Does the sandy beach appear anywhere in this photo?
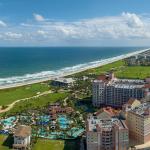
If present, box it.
[0,48,149,90]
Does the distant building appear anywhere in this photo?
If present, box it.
[126,102,150,145]
[86,109,129,150]
[51,77,74,87]
[125,50,150,66]
[13,125,31,150]
[92,73,150,107]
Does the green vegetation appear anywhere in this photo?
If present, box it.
[32,139,80,150]
[4,92,68,116]
[116,66,150,79]
[0,59,150,116]
[0,136,80,150]
[0,135,13,150]
[72,60,150,79]
[0,59,150,150]
[72,60,125,78]
[0,82,50,106]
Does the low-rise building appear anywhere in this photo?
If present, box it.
[13,125,31,150]
[49,103,74,120]
[51,77,74,88]
[86,109,129,150]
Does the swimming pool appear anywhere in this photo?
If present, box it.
[0,116,16,129]
[58,115,69,129]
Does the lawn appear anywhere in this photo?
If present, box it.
[87,60,125,75]
[115,66,150,79]
[0,135,13,150]
[72,60,125,77]
[4,92,68,115]
[72,60,150,79]
[0,82,50,106]
[33,139,80,150]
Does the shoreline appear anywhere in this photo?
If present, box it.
[0,48,149,90]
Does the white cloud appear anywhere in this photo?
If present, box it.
[0,20,7,27]
[122,12,144,28]
[4,32,22,39]
[37,30,47,35]
[33,13,45,22]
[1,12,150,46]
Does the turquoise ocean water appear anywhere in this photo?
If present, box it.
[0,47,146,86]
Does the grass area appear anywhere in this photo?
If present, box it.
[33,139,80,150]
[4,92,68,115]
[0,135,13,150]
[0,82,50,106]
[87,60,125,75]
[73,60,150,79]
[0,59,150,115]
[0,136,79,150]
[72,60,125,77]
[116,66,150,79]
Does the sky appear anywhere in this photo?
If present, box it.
[0,0,150,46]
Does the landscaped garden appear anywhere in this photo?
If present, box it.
[0,102,85,141]
[3,92,68,116]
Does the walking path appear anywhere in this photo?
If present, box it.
[0,90,52,113]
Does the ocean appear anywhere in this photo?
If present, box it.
[0,47,147,86]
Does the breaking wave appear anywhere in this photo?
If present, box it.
[0,48,148,87]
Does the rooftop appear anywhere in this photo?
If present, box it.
[52,77,74,84]
[130,102,150,117]
[14,125,31,137]
[94,74,146,89]
[87,112,127,132]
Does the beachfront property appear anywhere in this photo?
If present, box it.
[86,109,129,150]
[125,101,150,145]
[51,77,74,88]
[92,73,150,107]
[13,125,31,150]
[0,103,84,142]
[125,50,150,66]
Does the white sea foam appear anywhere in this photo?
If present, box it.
[0,48,149,89]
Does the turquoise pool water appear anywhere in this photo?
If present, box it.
[1,116,16,126]
[1,115,85,139]
[58,115,69,129]
[67,127,85,138]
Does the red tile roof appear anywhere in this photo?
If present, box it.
[97,75,111,82]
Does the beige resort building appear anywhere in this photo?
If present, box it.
[86,109,129,150]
